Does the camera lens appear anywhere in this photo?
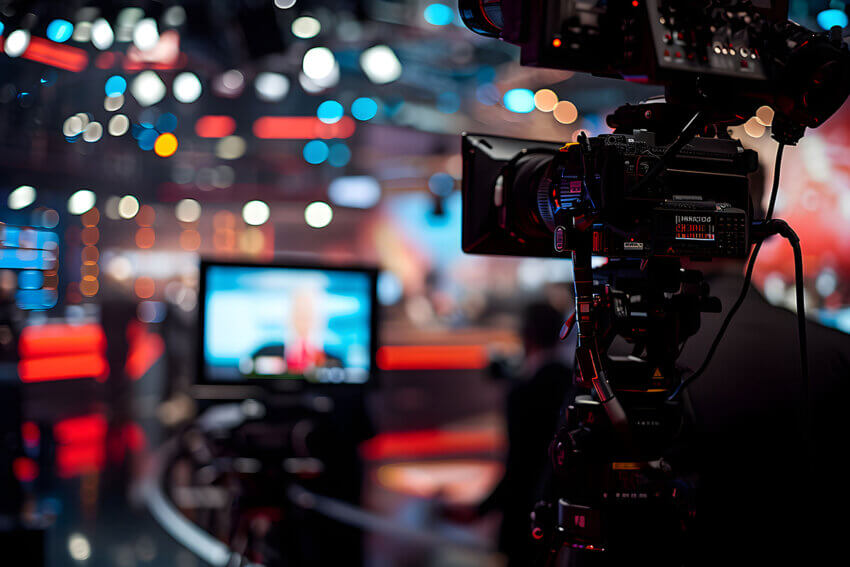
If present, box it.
[507,153,559,238]
[459,0,504,38]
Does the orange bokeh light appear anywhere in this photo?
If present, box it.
[179,229,201,251]
[134,277,155,299]
[135,227,155,249]
[136,205,155,227]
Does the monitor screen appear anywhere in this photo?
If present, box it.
[199,262,376,386]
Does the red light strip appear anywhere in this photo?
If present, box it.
[19,323,106,358]
[11,36,89,72]
[125,322,165,380]
[53,414,107,444]
[56,443,105,478]
[376,345,489,371]
[253,116,356,139]
[195,115,237,138]
[361,429,505,461]
[19,353,109,383]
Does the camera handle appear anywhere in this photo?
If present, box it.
[570,237,629,440]
[630,110,704,195]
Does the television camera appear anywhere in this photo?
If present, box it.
[458,0,850,564]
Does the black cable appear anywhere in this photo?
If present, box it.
[669,142,785,401]
[785,225,809,428]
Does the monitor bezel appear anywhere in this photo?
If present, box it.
[196,258,379,392]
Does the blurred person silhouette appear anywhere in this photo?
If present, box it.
[673,152,850,565]
[479,301,575,565]
[247,286,341,377]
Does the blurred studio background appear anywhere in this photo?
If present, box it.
[1,1,850,566]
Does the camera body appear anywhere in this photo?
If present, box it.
[462,130,758,261]
[461,0,850,143]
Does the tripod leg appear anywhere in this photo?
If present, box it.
[570,242,629,437]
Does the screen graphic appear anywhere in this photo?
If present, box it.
[202,264,374,384]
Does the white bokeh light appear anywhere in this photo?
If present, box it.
[91,18,114,50]
[68,533,91,562]
[4,30,31,57]
[118,195,140,219]
[292,16,321,39]
[175,198,202,223]
[8,185,36,210]
[302,47,336,81]
[131,71,167,106]
[68,189,96,215]
[242,200,270,226]
[304,201,333,228]
[173,72,202,103]
[360,45,402,84]
[132,17,159,51]
[255,72,290,102]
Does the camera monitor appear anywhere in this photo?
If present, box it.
[198,261,377,387]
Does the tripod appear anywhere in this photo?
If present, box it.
[530,252,716,566]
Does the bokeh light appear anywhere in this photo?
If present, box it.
[292,16,321,39]
[744,117,766,138]
[756,105,775,127]
[132,17,159,51]
[534,89,558,112]
[215,136,247,160]
[242,200,270,226]
[424,4,455,26]
[4,30,30,57]
[328,143,351,167]
[317,100,344,124]
[118,195,139,219]
[131,71,166,106]
[817,9,848,30]
[104,94,124,111]
[303,47,336,81]
[255,72,289,102]
[47,20,74,43]
[304,201,333,228]
[175,199,202,223]
[154,133,179,157]
[104,75,127,97]
[303,140,329,164]
[351,97,378,121]
[503,89,535,113]
[553,100,578,124]
[67,190,96,215]
[8,185,36,210]
[360,45,402,84]
[91,18,114,50]
[173,72,202,103]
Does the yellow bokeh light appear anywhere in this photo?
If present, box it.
[154,133,178,157]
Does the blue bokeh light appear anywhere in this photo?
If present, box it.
[105,75,127,97]
[424,3,454,26]
[47,19,74,43]
[328,143,351,167]
[317,100,344,124]
[351,97,378,121]
[0,22,5,36]
[437,91,461,114]
[817,9,848,30]
[303,140,329,164]
[138,128,158,151]
[428,172,455,196]
[156,112,178,133]
[503,88,535,113]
